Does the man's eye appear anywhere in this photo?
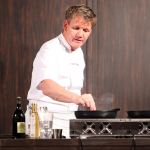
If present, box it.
[84,29,89,32]
[74,27,79,30]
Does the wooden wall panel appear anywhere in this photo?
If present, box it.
[97,0,150,117]
[0,0,86,134]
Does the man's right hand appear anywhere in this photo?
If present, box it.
[72,93,96,111]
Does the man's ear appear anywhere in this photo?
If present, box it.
[63,20,68,31]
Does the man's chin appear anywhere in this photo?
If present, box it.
[73,43,83,48]
[71,45,82,51]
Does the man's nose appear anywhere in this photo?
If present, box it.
[76,29,83,37]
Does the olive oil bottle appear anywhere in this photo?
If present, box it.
[12,97,25,138]
[30,103,39,139]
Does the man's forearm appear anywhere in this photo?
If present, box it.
[41,79,78,103]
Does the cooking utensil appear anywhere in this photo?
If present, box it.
[126,110,150,118]
[75,108,120,118]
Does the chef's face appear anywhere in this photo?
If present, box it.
[63,16,92,51]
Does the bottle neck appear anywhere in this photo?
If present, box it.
[32,107,37,113]
[16,103,21,109]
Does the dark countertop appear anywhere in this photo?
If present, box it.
[0,137,150,150]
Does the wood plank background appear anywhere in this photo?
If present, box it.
[0,0,150,134]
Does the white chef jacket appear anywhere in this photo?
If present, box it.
[27,33,85,138]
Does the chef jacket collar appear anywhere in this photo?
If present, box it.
[59,33,79,54]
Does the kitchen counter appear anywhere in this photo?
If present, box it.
[0,137,150,150]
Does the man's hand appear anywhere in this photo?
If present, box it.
[72,94,96,111]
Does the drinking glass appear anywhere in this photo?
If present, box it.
[39,109,53,139]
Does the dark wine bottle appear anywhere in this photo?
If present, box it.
[12,97,25,138]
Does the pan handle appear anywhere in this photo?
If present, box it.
[112,108,120,111]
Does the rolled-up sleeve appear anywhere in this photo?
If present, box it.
[34,45,59,90]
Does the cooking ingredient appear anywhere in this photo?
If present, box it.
[12,97,25,138]
[30,103,39,139]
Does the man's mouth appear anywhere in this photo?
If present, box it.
[75,39,83,42]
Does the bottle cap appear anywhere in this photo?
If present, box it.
[16,97,22,101]
[16,97,22,104]
[32,103,37,107]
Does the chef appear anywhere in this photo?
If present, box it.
[26,4,97,138]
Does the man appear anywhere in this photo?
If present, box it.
[27,4,97,138]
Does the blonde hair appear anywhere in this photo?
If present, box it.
[65,4,97,28]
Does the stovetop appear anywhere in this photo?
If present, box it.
[70,119,150,138]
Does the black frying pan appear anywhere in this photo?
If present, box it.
[126,110,150,118]
[75,108,120,118]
